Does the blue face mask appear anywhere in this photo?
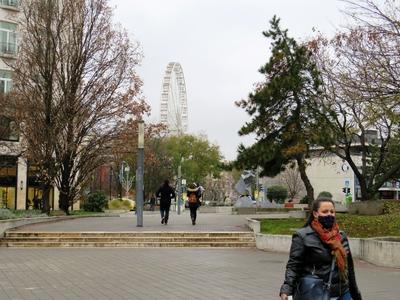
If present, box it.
[318,215,335,229]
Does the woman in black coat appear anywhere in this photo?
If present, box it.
[186,183,201,225]
[279,197,362,300]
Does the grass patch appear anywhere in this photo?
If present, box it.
[0,209,47,220]
[261,218,305,235]
[256,207,302,212]
[48,210,106,217]
[69,210,105,216]
[337,213,400,238]
[0,209,106,220]
[49,210,105,216]
[260,213,400,238]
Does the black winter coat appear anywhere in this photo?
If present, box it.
[156,184,176,208]
[280,225,362,300]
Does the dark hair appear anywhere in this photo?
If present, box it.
[163,180,169,186]
[304,197,335,226]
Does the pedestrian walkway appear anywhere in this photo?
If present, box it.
[2,211,400,299]
[12,211,254,232]
[0,247,398,299]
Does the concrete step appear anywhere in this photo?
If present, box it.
[2,237,255,243]
[0,241,255,248]
[5,231,254,238]
[1,231,255,248]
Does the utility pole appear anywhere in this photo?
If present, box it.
[136,120,144,227]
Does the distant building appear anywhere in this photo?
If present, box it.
[261,130,400,202]
[307,144,400,202]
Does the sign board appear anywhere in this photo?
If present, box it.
[344,179,350,187]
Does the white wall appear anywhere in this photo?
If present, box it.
[16,157,27,209]
[306,154,357,203]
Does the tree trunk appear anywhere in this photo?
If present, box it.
[343,149,370,202]
[59,193,70,215]
[296,155,314,203]
[59,159,72,215]
[41,183,51,215]
[355,174,369,201]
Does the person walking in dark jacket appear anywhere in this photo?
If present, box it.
[156,180,176,225]
[186,183,202,225]
[149,193,156,211]
[279,197,362,300]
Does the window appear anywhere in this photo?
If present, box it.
[0,69,17,141]
[0,155,17,209]
[0,69,12,93]
[0,21,17,55]
[0,0,19,8]
[0,116,18,141]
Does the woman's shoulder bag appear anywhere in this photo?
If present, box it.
[294,256,336,300]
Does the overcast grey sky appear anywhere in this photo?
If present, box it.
[109,0,350,161]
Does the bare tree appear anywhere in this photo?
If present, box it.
[10,0,145,213]
[203,172,237,205]
[280,166,303,201]
[310,0,400,200]
[109,119,173,201]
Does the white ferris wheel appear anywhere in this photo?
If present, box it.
[160,62,188,135]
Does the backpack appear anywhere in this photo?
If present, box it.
[188,193,198,204]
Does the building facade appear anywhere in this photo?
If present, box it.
[307,151,400,202]
[262,148,400,203]
[0,1,61,211]
[0,1,23,210]
[306,152,359,203]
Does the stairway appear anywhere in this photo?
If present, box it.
[0,231,255,248]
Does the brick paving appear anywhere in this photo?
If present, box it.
[1,211,399,299]
[0,248,399,299]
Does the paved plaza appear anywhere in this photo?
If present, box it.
[0,212,399,299]
[12,211,255,232]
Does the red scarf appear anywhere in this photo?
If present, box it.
[311,219,348,279]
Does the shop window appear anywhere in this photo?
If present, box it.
[0,155,17,209]
[27,164,54,210]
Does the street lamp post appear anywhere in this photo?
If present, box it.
[136,120,144,227]
[177,164,181,215]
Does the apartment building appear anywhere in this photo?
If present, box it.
[0,1,60,211]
